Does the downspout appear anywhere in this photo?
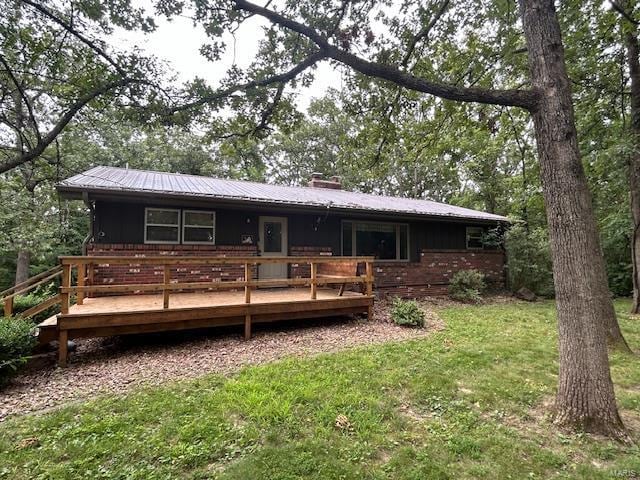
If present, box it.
[81,192,95,256]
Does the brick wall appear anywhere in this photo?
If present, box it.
[373,249,505,297]
[85,243,505,298]
[289,246,333,278]
[86,243,257,294]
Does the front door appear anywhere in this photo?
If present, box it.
[258,216,288,279]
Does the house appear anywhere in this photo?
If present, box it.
[57,166,509,297]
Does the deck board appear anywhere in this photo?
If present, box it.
[39,288,362,327]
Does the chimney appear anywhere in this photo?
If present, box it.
[308,173,342,190]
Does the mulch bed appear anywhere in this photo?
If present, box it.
[0,300,444,421]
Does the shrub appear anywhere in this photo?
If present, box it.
[12,291,59,323]
[505,224,555,298]
[391,298,425,328]
[449,269,486,303]
[0,317,36,386]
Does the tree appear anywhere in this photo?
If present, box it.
[607,0,640,313]
[0,0,164,284]
[180,0,628,437]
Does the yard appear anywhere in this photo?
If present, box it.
[1,300,639,479]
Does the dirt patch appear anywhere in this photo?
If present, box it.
[499,396,640,446]
[0,303,442,421]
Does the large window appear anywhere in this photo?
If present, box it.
[466,226,484,249]
[183,210,216,244]
[145,208,180,244]
[342,221,409,260]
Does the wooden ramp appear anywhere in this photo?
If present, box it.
[35,255,375,366]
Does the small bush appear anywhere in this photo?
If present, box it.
[449,269,486,303]
[391,298,425,328]
[0,317,36,386]
[12,292,58,323]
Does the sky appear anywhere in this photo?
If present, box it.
[112,7,343,112]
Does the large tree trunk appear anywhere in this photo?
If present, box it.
[520,0,628,438]
[627,31,640,315]
[15,249,30,286]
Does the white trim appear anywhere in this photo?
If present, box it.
[144,207,180,244]
[182,209,216,245]
[258,216,288,256]
[258,216,288,281]
[466,226,484,250]
[341,219,410,261]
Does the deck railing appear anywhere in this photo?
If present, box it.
[57,255,375,315]
[1,265,63,318]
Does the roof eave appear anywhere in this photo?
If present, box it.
[56,184,510,224]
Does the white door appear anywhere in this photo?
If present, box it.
[258,216,288,279]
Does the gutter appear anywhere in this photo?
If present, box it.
[80,192,95,255]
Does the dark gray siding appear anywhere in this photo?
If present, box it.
[288,214,342,254]
[94,201,259,245]
[93,200,496,261]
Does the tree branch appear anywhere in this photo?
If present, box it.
[0,52,41,143]
[0,78,137,174]
[21,0,127,76]
[609,0,639,25]
[169,50,326,113]
[233,0,539,110]
[401,0,450,68]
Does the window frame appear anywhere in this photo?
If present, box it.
[144,207,181,245]
[466,226,485,250]
[182,209,216,245]
[341,220,410,262]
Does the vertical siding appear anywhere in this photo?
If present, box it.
[93,200,495,260]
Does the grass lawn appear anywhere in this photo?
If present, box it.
[1,300,639,479]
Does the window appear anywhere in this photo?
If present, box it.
[183,210,215,244]
[466,226,484,249]
[145,208,180,244]
[342,221,409,260]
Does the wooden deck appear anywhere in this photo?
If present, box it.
[25,255,375,366]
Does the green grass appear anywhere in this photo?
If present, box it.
[1,300,639,479]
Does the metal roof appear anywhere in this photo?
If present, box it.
[57,166,509,223]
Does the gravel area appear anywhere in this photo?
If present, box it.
[0,301,443,421]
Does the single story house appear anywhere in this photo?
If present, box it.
[57,166,509,297]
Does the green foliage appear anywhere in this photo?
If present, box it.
[390,297,425,328]
[0,317,36,387]
[505,224,555,298]
[12,291,59,323]
[449,269,486,303]
[1,0,637,301]
[0,301,638,478]
[599,212,633,297]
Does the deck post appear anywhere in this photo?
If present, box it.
[244,313,251,340]
[365,261,373,296]
[60,263,71,314]
[58,329,68,367]
[163,265,170,309]
[77,263,86,305]
[3,296,13,317]
[87,262,94,298]
[310,262,317,300]
[244,263,251,303]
